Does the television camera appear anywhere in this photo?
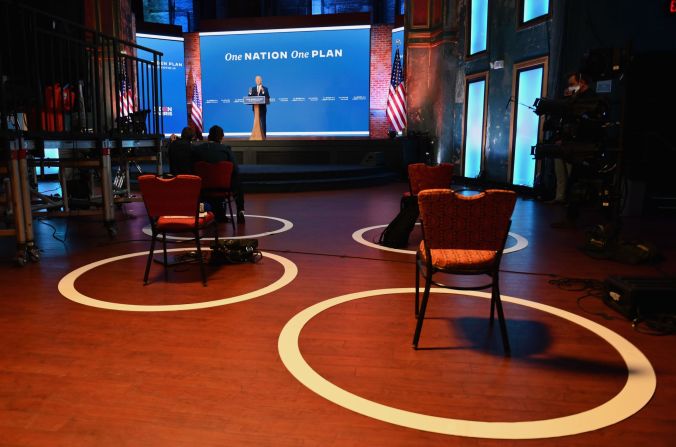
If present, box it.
[531,94,613,162]
[531,91,622,222]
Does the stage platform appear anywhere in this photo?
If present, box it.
[28,137,420,193]
[211,137,417,192]
[238,164,401,192]
[226,138,408,167]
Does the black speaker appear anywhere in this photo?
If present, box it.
[604,276,676,320]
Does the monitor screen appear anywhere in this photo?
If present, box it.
[199,25,371,137]
[136,34,188,136]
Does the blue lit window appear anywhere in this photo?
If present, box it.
[521,0,550,24]
[469,0,488,56]
[512,65,544,187]
[463,77,487,178]
[43,148,59,175]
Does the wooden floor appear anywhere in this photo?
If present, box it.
[1,182,675,446]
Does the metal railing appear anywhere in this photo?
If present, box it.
[0,0,164,140]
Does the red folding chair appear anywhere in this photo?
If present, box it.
[193,160,236,233]
[139,174,217,286]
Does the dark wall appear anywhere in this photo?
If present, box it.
[19,0,85,25]
[560,0,676,74]
[434,0,675,185]
[444,0,564,183]
[142,0,400,24]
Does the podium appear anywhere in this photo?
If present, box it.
[243,96,267,141]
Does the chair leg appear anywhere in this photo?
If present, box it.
[195,230,207,287]
[412,274,433,349]
[162,233,169,282]
[143,233,157,285]
[227,196,235,232]
[489,276,497,326]
[415,254,420,317]
[492,281,511,354]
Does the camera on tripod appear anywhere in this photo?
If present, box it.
[531,93,610,162]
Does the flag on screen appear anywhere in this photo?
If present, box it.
[190,78,203,133]
[387,47,407,133]
[118,61,134,116]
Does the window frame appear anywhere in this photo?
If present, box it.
[466,0,489,58]
[518,0,552,29]
[461,71,489,179]
[508,56,549,186]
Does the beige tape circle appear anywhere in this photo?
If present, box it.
[141,214,293,241]
[278,288,656,439]
[352,224,528,255]
[58,249,297,312]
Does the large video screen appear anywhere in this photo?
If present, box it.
[199,25,370,137]
[136,34,187,135]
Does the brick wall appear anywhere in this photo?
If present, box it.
[184,32,201,131]
[370,24,393,138]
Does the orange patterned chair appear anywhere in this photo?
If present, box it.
[413,188,517,354]
[406,162,454,196]
[139,174,217,286]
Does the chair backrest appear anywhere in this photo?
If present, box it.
[193,160,234,189]
[408,163,454,195]
[139,174,202,218]
[418,189,516,251]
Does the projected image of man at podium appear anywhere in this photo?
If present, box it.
[248,75,270,139]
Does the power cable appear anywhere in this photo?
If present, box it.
[36,217,68,247]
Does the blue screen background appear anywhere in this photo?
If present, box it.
[137,35,188,135]
[199,26,370,136]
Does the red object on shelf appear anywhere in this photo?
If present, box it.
[40,83,76,132]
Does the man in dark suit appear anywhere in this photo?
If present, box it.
[167,126,196,175]
[193,125,246,223]
[249,75,270,138]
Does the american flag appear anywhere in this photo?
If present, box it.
[190,78,203,133]
[118,61,134,116]
[387,47,407,133]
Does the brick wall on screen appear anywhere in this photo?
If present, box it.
[370,24,393,138]
[184,32,201,129]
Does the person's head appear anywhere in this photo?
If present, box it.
[169,133,178,142]
[208,125,224,143]
[565,72,591,96]
[255,75,263,86]
[180,126,195,141]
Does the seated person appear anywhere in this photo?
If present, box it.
[167,127,196,175]
[193,125,246,223]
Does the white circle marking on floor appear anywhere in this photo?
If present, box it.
[278,288,655,439]
[352,224,528,255]
[58,249,297,312]
[141,214,293,241]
